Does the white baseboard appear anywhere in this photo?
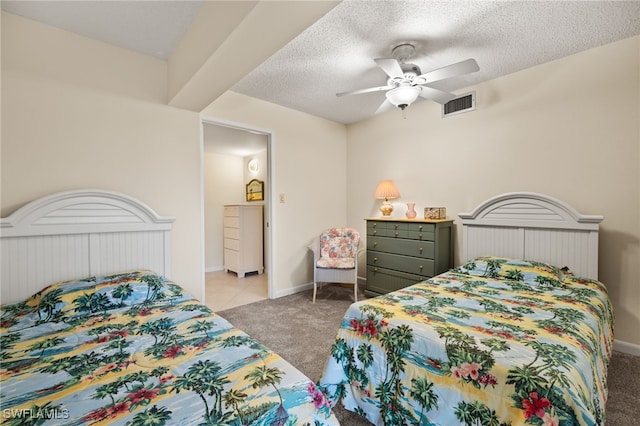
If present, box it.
[274,280,366,300]
[614,339,640,356]
[274,282,313,299]
[205,266,224,273]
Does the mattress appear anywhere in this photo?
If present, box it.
[0,270,338,425]
[318,256,614,425]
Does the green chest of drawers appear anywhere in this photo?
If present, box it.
[365,218,453,297]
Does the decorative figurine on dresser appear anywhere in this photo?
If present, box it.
[223,204,264,277]
[364,216,453,297]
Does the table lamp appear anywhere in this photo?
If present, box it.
[374,180,400,216]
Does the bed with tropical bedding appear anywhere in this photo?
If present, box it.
[318,256,614,426]
[0,270,338,425]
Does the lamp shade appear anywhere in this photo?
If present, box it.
[374,180,400,200]
[385,86,421,110]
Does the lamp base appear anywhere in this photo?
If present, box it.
[379,201,394,216]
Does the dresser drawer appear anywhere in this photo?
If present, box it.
[224,238,240,251]
[224,248,239,270]
[365,266,424,297]
[367,251,434,277]
[223,216,240,228]
[223,227,239,239]
[224,205,240,217]
[367,236,434,259]
[367,221,435,241]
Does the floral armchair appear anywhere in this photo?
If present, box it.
[308,227,363,302]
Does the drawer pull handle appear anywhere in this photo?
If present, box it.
[394,232,399,237]
[419,247,423,253]
[373,230,377,235]
[394,224,399,230]
[419,225,423,230]
[373,257,378,262]
[373,242,377,247]
[419,265,423,270]
[373,223,377,228]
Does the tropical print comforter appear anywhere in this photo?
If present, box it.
[0,271,338,425]
[318,257,614,426]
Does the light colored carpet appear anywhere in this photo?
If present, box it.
[218,286,639,426]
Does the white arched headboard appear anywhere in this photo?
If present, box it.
[459,192,603,279]
[1,189,175,304]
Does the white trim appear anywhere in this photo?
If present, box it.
[614,339,640,356]
[198,120,206,302]
[275,282,314,299]
[200,115,275,301]
[1,189,174,304]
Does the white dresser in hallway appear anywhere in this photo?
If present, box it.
[223,204,264,278]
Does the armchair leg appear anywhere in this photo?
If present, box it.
[313,281,317,303]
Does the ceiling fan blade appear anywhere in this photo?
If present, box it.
[375,98,396,114]
[419,58,479,84]
[336,85,393,97]
[374,58,404,79]
[418,86,457,104]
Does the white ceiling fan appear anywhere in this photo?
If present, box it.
[337,43,480,114]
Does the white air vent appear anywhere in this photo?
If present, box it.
[442,91,476,117]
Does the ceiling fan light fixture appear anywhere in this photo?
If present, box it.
[385,86,421,110]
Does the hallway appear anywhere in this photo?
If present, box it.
[205,270,268,312]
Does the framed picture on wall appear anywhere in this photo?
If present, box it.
[246,179,264,202]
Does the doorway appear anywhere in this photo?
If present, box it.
[201,118,272,311]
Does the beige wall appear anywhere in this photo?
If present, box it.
[346,36,640,348]
[244,149,268,195]
[1,12,348,302]
[202,148,267,272]
[202,93,349,297]
[2,11,637,349]
[244,149,269,276]
[203,152,244,270]
[1,13,204,299]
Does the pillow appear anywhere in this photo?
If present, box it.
[1,271,186,331]
[455,256,566,287]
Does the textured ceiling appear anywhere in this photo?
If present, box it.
[232,0,640,124]
[3,0,640,126]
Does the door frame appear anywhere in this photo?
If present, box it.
[200,115,274,299]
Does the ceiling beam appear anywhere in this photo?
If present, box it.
[168,1,340,112]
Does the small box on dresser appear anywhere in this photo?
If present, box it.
[364,217,453,297]
[223,204,264,278]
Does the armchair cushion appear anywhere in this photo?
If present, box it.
[317,227,360,269]
[316,257,356,269]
